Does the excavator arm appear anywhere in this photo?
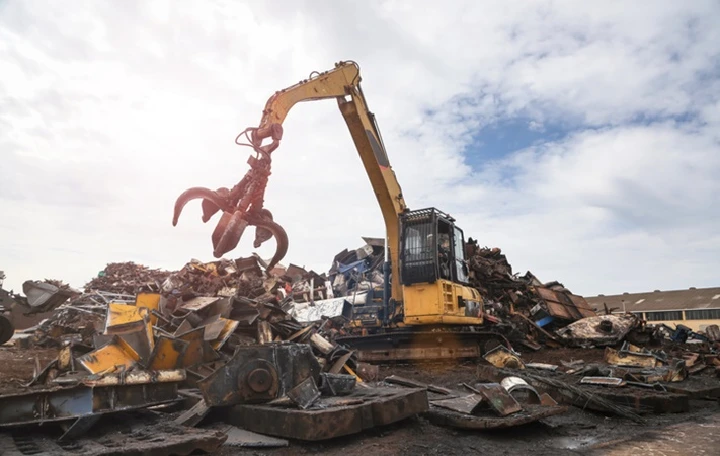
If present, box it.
[173,61,407,302]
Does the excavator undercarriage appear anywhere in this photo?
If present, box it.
[336,329,512,363]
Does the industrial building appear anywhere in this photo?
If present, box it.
[586,287,720,331]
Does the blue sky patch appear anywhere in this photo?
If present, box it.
[464,117,568,169]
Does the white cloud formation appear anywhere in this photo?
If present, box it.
[1,0,719,296]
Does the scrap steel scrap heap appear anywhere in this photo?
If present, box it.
[1,237,720,454]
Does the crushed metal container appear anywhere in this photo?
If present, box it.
[19,281,80,315]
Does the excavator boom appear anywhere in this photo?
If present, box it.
[173,61,501,362]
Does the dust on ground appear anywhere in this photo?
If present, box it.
[2,345,720,455]
[0,345,58,392]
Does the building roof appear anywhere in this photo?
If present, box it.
[585,287,720,313]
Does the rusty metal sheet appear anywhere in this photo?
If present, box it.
[536,288,574,320]
[147,336,189,370]
[384,375,428,389]
[0,418,226,455]
[568,294,596,318]
[430,394,484,414]
[226,387,428,441]
[174,399,210,427]
[205,423,288,448]
[287,376,320,409]
[319,373,356,396]
[356,362,380,382]
[180,296,221,312]
[473,383,522,416]
[425,404,568,430]
[540,393,558,406]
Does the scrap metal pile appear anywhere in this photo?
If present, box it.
[0,272,437,451]
[477,328,720,422]
[84,262,171,295]
[2,252,720,453]
[463,239,597,331]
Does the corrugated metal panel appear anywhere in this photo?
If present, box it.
[535,288,573,320]
[534,287,596,321]
[568,294,596,318]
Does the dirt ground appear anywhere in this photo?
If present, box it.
[0,345,58,392]
[2,345,720,455]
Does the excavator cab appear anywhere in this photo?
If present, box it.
[400,208,469,286]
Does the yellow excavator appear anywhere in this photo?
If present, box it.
[174,61,510,361]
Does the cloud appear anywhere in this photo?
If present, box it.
[1,0,719,297]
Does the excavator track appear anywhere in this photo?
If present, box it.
[335,329,510,363]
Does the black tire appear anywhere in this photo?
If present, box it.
[0,315,13,346]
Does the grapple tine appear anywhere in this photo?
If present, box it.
[173,122,288,261]
[201,187,231,223]
[253,208,275,248]
[249,217,288,272]
[212,211,249,258]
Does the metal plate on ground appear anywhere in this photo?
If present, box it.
[430,394,484,414]
[204,423,289,448]
[425,404,568,430]
[473,383,523,416]
[226,386,428,441]
[0,417,226,455]
[0,371,183,428]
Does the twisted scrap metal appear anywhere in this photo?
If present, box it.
[172,124,288,272]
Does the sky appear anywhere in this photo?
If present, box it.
[1,0,719,297]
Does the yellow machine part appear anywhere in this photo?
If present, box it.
[105,302,155,353]
[135,292,161,325]
[147,335,189,370]
[177,326,205,368]
[402,279,483,325]
[107,302,147,328]
[78,335,140,375]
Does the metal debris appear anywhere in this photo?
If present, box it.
[287,376,321,409]
[0,369,185,431]
[483,345,525,369]
[430,394,485,414]
[500,376,542,404]
[197,343,321,407]
[473,383,523,416]
[556,313,644,347]
[225,386,428,441]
